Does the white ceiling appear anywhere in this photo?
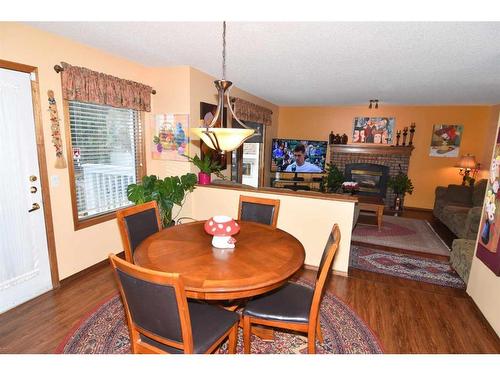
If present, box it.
[29,22,500,106]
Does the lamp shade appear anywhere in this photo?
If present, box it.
[456,154,477,169]
[191,127,254,152]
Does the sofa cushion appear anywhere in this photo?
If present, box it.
[451,239,476,283]
[446,184,473,206]
[442,205,470,237]
[472,179,487,207]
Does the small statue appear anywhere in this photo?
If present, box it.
[341,133,348,144]
[396,130,402,146]
[408,122,416,146]
[402,127,408,146]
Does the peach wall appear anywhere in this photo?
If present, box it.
[278,105,494,209]
[0,23,155,279]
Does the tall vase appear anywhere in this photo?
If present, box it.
[198,172,211,185]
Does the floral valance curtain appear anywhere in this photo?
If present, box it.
[233,98,273,127]
[60,62,152,112]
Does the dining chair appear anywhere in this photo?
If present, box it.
[116,201,162,263]
[242,223,341,354]
[238,195,280,228]
[109,254,239,354]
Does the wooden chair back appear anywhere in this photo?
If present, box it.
[116,201,162,263]
[308,224,341,330]
[238,195,280,228]
[109,254,194,354]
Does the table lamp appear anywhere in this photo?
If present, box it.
[455,154,479,185]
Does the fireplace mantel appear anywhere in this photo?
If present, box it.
[330,144,414,156]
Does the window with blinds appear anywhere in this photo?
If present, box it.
[68,101,144,222]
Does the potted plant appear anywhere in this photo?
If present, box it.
[127,173,197,227]
[183,153,225,184]
[387,172,414,212]
[321,163,345,193]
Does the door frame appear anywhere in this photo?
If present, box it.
[0,59,60,288]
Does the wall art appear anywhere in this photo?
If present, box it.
[47,90,67,168]
[429,124,463,157]
[152,114,189,161]
[352,117,394,144]
[476,130,500,276]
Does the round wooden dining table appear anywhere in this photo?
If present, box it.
[134,220,305,300]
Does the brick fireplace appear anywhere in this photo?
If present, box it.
[330,144,414,208]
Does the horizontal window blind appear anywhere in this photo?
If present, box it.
[68,101,143,220]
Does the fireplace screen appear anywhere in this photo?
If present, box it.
[344,163,390,197]
[351,170,383,193]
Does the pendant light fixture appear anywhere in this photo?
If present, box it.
[191,22,255,153]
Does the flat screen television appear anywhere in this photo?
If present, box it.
[271,138,327,173]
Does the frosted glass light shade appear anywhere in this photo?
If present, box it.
[456,154,477,169]
[191,127,255,152]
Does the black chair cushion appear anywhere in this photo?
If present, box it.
[140,301,239,354]
[243,282,314,323]
[117,269,183,342]
[240,201,275,226]
[124,208,159,253]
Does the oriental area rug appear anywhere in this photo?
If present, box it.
[349,245,466,289]
[352,216,451,257]
[55,279,383,354]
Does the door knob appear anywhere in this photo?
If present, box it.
[29,175,38,182]
[28,203,40,212]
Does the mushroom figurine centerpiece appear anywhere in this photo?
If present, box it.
[204,216,240,249]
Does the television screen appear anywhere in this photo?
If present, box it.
[271,138,327,173]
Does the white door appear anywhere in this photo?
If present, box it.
[0,68,52,314]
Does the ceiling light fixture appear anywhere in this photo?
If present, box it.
[191,22,255,153]
[368,99,379,109]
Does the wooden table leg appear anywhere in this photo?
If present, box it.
[377,207,383,231]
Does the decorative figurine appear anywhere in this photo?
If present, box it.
[396,130,402,146]
[341,133,348,144]
[204,216,240,249]
[409,122,416,146]
[402,127,409,146]
[329,131,334,145]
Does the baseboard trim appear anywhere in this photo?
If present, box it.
[60,251,125,287]
[404,206,433,212]
[303,264,348,277]
[467,294,500,342]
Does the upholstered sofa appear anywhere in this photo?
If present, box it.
[450,239,476,283]
[433,179,487,240]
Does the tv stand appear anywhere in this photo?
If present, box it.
[271,173,324,192]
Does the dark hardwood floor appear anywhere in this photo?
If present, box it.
[0,252,499,354]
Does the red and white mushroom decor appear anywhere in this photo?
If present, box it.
[204,216,240,249]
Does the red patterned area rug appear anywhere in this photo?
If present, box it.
[350,245,465,289]
[55,279,383,354]
[352,216,450,256]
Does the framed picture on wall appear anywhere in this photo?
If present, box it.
[476,130,500,276]
[352,117,394,144]
[151,114,189,161]
[429,124,463,157]
[199,102,227,170]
